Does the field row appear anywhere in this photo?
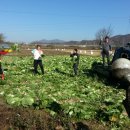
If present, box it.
[0,55,129,129]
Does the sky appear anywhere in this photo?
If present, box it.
[0,0,130,43]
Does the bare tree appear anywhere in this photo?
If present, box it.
[95,26,113,43]
[0,33,5,43]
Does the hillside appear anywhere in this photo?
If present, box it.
[111,34,130,46]
[30,34,130,47]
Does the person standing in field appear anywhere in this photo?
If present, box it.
[101,36,112,66]
[70,49,80,76]
[32,45,44,75]
[0,55,4,80]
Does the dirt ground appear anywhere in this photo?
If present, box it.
[0,97,109,130]
[7,48,101,57]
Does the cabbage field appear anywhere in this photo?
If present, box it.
[0,55,130,129]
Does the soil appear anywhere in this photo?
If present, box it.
[0,97,109,130]
[7,48,100,57]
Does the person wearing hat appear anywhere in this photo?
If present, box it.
[70,49,80,75]
[101,36,112,66]
[32,45,44,75]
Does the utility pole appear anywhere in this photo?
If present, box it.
[129,17,130,33]
[129,17,130,29]
[126,17,130,34]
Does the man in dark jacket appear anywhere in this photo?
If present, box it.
[70,49,80,75]
[101,36,112,66]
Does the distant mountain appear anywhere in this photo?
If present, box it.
[81,34,130,46]
[111,34,130,46]
[39,39,66,43]
[30,34,130,46]
[112,34,130,39]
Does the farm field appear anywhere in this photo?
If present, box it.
[0,55,130,130]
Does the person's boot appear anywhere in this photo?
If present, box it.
[1,74,4,80]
